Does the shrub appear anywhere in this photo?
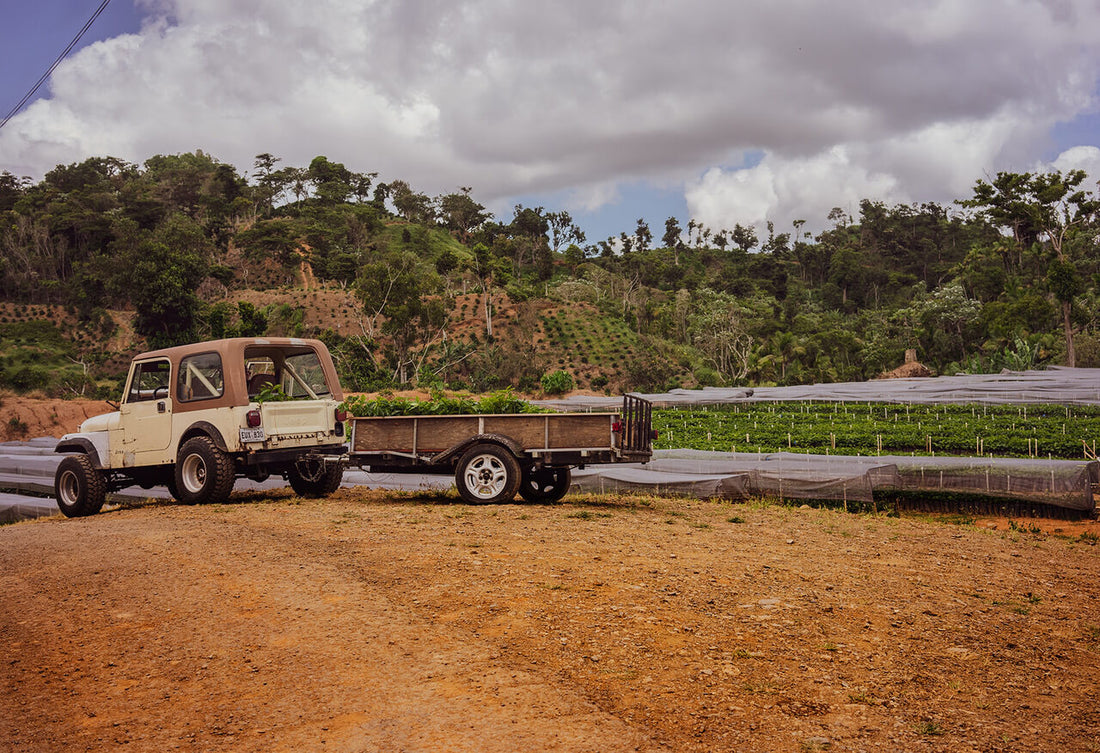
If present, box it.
[7,417,29,437]
[541,370,574,395]
[694,367,723,387]
[2,365,53,391]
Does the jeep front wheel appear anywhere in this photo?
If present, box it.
[175,436,235,505]
[54,454,106,518]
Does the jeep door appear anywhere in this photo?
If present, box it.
[119,358,174,465]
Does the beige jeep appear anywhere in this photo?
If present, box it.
[53,337,348,517]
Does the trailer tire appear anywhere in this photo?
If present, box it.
[455,444,521,504]
[287,458,343,497]
[175,436,236,505]
[518,466,572,503]
[54,454,106,518]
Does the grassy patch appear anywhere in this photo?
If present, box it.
[914,720,945,737]
[564,509,613,520]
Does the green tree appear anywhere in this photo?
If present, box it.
[546,210,585,254]
[438,187,489,242]
[357,250,446,384]
[389,179,434,224]
[688,289,754,382]
[961,170,1099,365]
[307,156,353,204]
[110,214,211,346]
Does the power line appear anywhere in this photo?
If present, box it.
[0,0,113,132]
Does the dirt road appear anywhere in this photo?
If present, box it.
[2,489,1099,752]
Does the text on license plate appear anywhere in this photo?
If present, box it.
[239,427,266,443]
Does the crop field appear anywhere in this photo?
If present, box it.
[653,401,1100,460]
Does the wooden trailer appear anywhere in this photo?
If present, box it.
[348,395,653,503]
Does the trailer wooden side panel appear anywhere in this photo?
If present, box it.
[547,414,614,448]
[350,412,618,455]
[480,415,550,448]
[352,415,482,453]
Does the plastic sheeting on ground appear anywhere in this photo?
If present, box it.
[4,439,1095,524]
[572,449,1097,512]
[573,450,894,504]
[891,456,1097,511]
[534,367,1100,411]
[0,437,453,524]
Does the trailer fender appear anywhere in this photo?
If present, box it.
[434,433,526,467]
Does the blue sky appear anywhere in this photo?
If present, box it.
[2,1,1099,245]
[1,1,142,120]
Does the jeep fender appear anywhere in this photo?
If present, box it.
[55,435,106,468]
[179,422,229,453]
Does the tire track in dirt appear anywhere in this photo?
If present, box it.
[2,491,1100,752]
[0,505,665,752]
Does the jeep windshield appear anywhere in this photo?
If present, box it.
[244,345,334,400]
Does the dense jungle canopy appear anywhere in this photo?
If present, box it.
[1,151,1098,397]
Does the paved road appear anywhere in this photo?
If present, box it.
[0,437,452,523]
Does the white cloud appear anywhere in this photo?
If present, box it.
[687,146,899,233]
[685,112,1038,233]
[0,0,1098,231]
[1047,145,1100,183]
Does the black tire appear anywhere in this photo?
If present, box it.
[54,454,106,518]
[174,436,235,505]
[518,466,572,503]
[286,458,343,497]
[454,444,521,504]
[165,474,182,502]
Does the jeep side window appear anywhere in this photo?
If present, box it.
[284,352,332,398]
[177,352,224,402]
[127,359,171,403]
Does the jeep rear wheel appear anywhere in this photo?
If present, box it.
[54,454,106,518]
[175,436,235,505]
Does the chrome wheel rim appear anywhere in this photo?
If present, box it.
[59,469,80,505]
[181,453,208,493]
[463,454,508,499]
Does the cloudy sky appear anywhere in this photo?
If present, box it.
[2,0,1099,243]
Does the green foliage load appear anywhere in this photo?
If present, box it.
[341,388,545,417]
[254,383,292,403]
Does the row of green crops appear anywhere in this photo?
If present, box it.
[652,402,1100,459]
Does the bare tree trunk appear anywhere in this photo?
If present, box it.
[1064,300,1076,367]
[483,285,493,338]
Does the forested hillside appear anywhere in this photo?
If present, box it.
[1,151,1098,398]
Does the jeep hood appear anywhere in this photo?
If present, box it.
[80,411,120,433]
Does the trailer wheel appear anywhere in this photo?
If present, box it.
[455,444,521,504]
[287,458,343,497]
[175,436,236,505]
[518,466,572,503]
[54,454,106,518]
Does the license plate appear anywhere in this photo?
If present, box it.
[239,427,266,443]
